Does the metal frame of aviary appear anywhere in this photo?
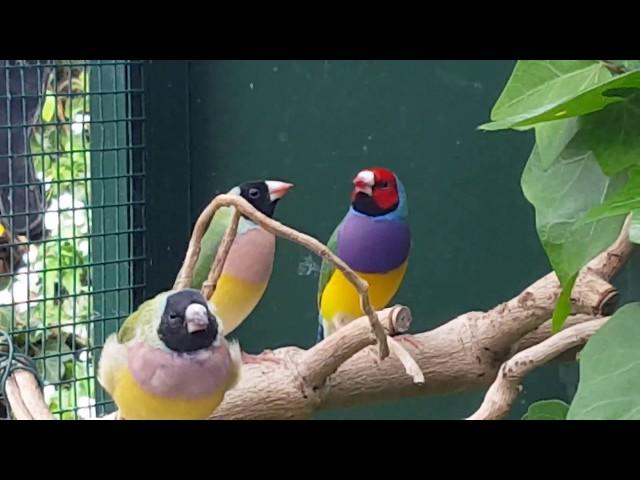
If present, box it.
[0,60,146,419]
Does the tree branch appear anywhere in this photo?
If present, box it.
[585,215,633,281]
[7,198,633,420]
[208,220,631,419]
[298,306,414,395]
[510,313,598,356]
[467,317,609,420]
[174,194,391,360]
[4,370,55,420]
[600,60,626,75]
[201,209,241,301]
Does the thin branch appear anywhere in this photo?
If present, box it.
[174,194,390,360]
[510,313,598,356]
[13,370,55,420]
[600,60,626,75]
[387,337,425,384]
[5,376,32,420]
[201,209,241,301]
[467,317,609,420]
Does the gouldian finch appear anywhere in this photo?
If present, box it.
[98,288,241,420]
[180,180,293,362]
[317,167,411,341]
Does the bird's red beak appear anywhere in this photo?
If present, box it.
[265,180,294,202]
[353,170,375,196]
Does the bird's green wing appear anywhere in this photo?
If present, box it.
[317,225,340,309]
[188,206,234,290]
[117,291,169,343]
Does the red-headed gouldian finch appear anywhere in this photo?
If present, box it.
[182,180,293,363]
[98,288,241,420]
[317,167,412,342]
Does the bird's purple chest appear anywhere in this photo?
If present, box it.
[337,214,410,274]
[126,342,232,398]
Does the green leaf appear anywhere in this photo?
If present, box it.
[521,137,627,330]
[482,69,640,131]
[522,142,626,285]
[39,339,74,384]
[0,306,12,331]
[579,93,640,176]
[567,303,640,419]
[582,167,640,223]
[481,61,614,130]
[535,118,580,170]
[490,61,605,120]
[41,91,56,122]
[552,273,578,332]
[630,210,640,244]
[522,399,570,420]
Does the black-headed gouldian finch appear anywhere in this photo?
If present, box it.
[181,180,293,363]
[317,167,412,341]
[98,288,241,420]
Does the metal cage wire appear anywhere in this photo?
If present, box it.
[0,60,146,419]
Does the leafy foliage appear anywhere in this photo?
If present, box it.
[522,399,569,420]
[1,62,96,419]
[566,303,640,419]
[484,60,640,331]
[486,60,640,420]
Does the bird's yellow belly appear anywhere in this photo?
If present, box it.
[113,368,226,420]
[209,273,269,335]
[320,262,408,331]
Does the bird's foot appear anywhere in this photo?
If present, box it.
[241,349,283,365]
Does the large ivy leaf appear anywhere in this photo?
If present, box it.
[567,303,640,419]
[522,399,570,420]
[582,167,640,223]
[579,93,640,176]
[482,69,640,131]
[535,118,580,170]
[490,61,604,120]
[521,140,626,330]
[480,61,615,131]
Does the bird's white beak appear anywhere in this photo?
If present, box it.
[265,180,294,202]
[185,303,210,334]
[353,170,375,196]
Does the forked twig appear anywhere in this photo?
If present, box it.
[175,194,392,361]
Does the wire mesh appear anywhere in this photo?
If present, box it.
[0,60,145,419]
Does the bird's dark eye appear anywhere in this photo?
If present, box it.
[169,313,179,321]
[248,188,260,199]
[379,181,389,189]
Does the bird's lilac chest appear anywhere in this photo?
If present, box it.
[337,213,410,274]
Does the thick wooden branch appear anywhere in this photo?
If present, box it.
[7,200,633,420]
[209,222,631,419]
[298,306,413,395]
[586,215,633,281]
[467,317,609,420]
